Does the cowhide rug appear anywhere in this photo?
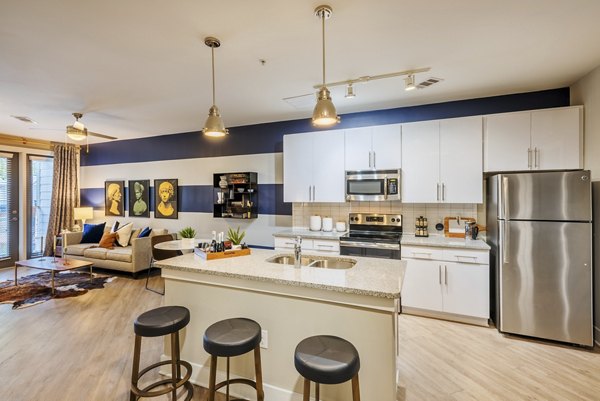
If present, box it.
[0,271,115,309]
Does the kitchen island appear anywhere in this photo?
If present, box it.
[155,248,404,401]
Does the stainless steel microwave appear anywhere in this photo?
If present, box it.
[345,169,401,201]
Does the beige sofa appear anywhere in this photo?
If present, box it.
[62,228,169,276]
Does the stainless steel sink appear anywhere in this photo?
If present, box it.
[267,255,314,266]
[266,254,356,269]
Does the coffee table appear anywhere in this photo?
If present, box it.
[14,258,94,295]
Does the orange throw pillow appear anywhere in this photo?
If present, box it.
[98,232,117,249]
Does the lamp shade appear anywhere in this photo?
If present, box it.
[203,105,229,137]
[67,126,87,141]
[312,87,340,127]
[74,207,94,221]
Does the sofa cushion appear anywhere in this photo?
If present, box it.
[130,228,142,242]
[110,221,120,233]
[138,227,152,238]
[81,222,106,243]
[66,243,96,256]
[83,247,108,260]
[151,228,167,236]
[106,247,133,263]
[99,232,117,249]
[115,222,133,247]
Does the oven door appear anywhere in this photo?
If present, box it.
[340,240,401,259]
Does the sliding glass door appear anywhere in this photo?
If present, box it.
[27,155,53,257]
[0,152,19,268]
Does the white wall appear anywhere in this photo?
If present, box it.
[571,64,600,345]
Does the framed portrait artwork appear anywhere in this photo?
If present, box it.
[154,179,178,219]
[128,180,150,218]
[105,180,125,217]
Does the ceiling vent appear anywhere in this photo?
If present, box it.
[10,115,37,124]
[416,77,443,89]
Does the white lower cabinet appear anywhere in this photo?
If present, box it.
[401,245,489,325]
[273,236,340,255]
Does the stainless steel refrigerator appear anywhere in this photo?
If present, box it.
[486,170,593,347]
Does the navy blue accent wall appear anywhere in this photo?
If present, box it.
[81,184,291,215]
[81,88,569,166]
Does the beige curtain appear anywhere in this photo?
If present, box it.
[44,144,80,255]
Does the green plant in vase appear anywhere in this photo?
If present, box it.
[179,226,196,239]
[227,226,246,249]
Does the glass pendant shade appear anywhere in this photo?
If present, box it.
[203,105,228,137]
[66,126,86,141]
[312,86,339,126]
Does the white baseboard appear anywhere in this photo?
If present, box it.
[402,307,490,327]
[160,354,305,401]
[594,325,600,347]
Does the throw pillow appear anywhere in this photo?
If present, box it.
[110,221,120,233]
[81,222,106,243]
[115,222,133,247]
[138,227,152,238]
[98,232,117,249]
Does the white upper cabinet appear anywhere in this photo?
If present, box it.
[402,117,483,203]
[283,130,345,203]
[484,111,531,172]
[344,124,401,171]
[531,107,583,171]
[402,120,440,203]
[484,106,582,172]
[440,116,483,203]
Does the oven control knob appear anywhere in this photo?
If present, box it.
[391,218,395,222]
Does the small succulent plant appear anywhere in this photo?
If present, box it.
[178,226,196,239]
[227,226,246,245]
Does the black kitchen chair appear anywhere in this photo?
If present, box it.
[146,233,181,295]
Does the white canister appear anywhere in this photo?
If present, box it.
[335,221,346,232]
[322,217,333,232]
[309,215,322,231]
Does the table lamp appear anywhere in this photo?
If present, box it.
[73,207,94,231]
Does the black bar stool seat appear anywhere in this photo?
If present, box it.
[203,318,264,401]
[130,306,193,401]
[294,335,361,401]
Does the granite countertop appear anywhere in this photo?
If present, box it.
[401,234,490,250]
[155,248,404,299]
[273,229,347,240]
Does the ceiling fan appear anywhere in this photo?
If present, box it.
[66,112,117,141]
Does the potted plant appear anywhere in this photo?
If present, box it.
[179,227,197,245]
[227,226,246,250]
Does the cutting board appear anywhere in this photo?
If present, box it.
[444,217,476,238]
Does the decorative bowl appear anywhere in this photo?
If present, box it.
[237,188,245,193]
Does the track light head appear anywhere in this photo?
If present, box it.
[405,74,417,91]
[345,84,356,99]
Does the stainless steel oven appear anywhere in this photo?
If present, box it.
[345,169,401,201]
[340,213,402,259]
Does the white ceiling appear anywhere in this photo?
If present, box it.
[1,0,600,144]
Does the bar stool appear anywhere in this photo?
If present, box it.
[203,317,264,401]
[130,306,194,401]
[294,335,361,401]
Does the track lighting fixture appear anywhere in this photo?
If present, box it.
[202,37,229,137]
[345,84,356,99]
[312,5,340,127]
[404,74,416,91]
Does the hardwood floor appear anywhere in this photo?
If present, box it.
[1,266,599,401]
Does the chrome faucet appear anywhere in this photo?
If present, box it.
[294,236,302,268]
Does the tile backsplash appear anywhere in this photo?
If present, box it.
[293,202,484,234]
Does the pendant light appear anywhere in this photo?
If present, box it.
[203,37,229,137]
[312,5,340,127]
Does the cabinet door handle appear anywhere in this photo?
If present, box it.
[373,151,376,169]
[368,151,372,168]
[437,183,440,201]
[411,252,432,259]
[535,148,539,169]
[309,186,312,201]
[313,185,316,201]
[317,244,334,248]
[438,265,442,284]
[528,148,532,169]
[442,183,446,201]
[444,265,448,285]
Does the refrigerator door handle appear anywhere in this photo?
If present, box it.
[501,221,509,264]
[502,176,509,219]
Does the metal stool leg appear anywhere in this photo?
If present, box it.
[130,335,142,401]
[170,332,177,400]
[145,258,164,295]
[316,382,320,401]
[351,374,361,401]
[254,345,264,401]
[303,378,310,401]
[208,355,217,401]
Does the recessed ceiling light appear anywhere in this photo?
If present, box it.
[10,115,37,124]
